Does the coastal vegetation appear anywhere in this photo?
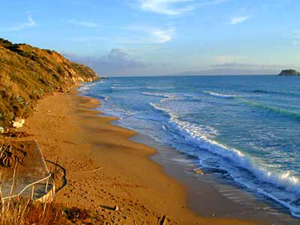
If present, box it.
[0,38,98,129]
[0,197,103,225]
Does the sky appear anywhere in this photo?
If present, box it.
[0,0,299,76]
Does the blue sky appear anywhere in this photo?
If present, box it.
[0,0,299,76]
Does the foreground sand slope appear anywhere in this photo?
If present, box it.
[20,92,258,225]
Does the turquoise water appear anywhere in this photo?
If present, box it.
[80,75,300,217]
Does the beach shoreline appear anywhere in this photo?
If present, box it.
[133,133,300,225]
[17,90,262,225]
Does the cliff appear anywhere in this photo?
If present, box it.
[278,69,300,76]
[0,38,99,128]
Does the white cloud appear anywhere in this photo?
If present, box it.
[121,26,175,44]
[69,19,100,28]
[70,26,174,45]
[139,0,228,15]
[64,49,148,76]
[151,28,175,43]
[140,0,195,15]
[230,16,251,25]
[0,12,36,32]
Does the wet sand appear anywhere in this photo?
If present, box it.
[19,91,261,225]
[135,135,300,225]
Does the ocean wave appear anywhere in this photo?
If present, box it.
[142,92,202,104]
[142,92,171,98]
[204,91,238,99]
[149,102,300,217]
[149,102,178,119]
[146,86,173,90]
[142,92,178,103]
[239,99,300,121]
[150,103,218,137]
[253,90,279,94]
[252,89,300,97]
[100,105,134,118]
[113,86,142,90]
[77,86,90,91]
[95,95,110,101]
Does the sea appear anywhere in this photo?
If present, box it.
[79,75,300,219]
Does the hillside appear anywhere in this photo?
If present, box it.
[0,38,98,129]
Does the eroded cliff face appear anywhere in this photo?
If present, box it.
[0,38,99,128]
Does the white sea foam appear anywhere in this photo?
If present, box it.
[101,105,133,118]
[142,92,172,98]
[150,102,300,217]
[150,102,217,133]
[171,157,195,164]
[142,92,179,103]
[77,82,97,92]
[99,96,110,101]
[146,86,173,90]
[204,91,238,99]
[77,86,90,91]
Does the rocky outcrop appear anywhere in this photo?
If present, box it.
[278,69,300,76]
[0,38,99,128]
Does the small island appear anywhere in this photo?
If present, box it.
[278,69,300,76]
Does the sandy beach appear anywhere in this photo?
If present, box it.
[17,91,260,225]
[2,1,300,224]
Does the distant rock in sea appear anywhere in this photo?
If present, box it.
[278,69,300,76]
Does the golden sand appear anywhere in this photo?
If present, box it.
[19,92,259,225]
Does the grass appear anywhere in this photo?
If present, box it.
[0,198,103,225]
[0,37,98,128]
[0,142,103,225]
[0,198,67,225]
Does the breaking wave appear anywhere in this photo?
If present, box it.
[149,102,300,218]
[204,91,238,99]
